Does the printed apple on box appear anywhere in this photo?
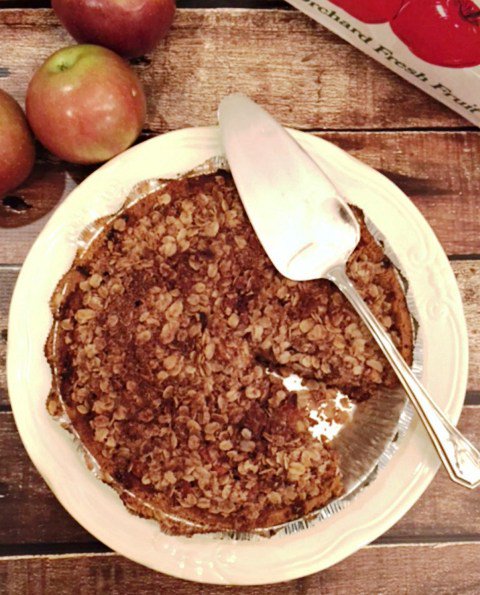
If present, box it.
[286,0,480,126]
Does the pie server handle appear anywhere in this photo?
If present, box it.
[329,265,480,490]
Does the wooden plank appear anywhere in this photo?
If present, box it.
[0,1,289,7]
[459,261,480,402]
[0,266,14,407]
[1,130,479,263]
[1,260,477,409]
[322,131,480,256]
[1,405,479,546]
[0,410,94,546]
[0,9,465,132]
[1,543,480,594]
[0,0,47,5]
[0,149,85,237]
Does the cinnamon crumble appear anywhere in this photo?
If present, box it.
[46,171,413,534]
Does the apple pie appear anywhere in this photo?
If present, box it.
[46,170,413,534]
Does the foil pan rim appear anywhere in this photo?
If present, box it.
[49,156,422,541]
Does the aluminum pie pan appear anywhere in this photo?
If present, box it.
[47,155,421,540]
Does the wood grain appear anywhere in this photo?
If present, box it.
[1,130,479,262]
[321,131,480,256]
[1,542,480,594]
[0,0,288,6]
[1,405,479,545]
[1,260,479,408]
[0,8,466,133]
[0,410,94,546]
[0,266,14,407]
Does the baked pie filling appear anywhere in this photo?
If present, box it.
[46,171,413,534]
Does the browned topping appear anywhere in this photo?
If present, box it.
[46,171,412,534]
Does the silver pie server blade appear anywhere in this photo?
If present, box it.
[218,93,480,490]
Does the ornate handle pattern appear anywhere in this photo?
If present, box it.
[328,265,480,490]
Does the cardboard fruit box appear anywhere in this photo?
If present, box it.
[286,0,480,126]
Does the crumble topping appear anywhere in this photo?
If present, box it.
[46,171,413,534]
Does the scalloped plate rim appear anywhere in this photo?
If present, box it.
[7,126,468,585]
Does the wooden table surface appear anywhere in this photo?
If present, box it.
[1,1,479,593]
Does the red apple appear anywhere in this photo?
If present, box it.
[329,0,404,24]
[26,45,146,165]
[391,0,480,67]
[52,0,176,58]
[0,90,35,197]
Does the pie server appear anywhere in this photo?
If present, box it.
[218,93,480,489]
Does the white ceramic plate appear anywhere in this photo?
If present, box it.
[8,127,468,585]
